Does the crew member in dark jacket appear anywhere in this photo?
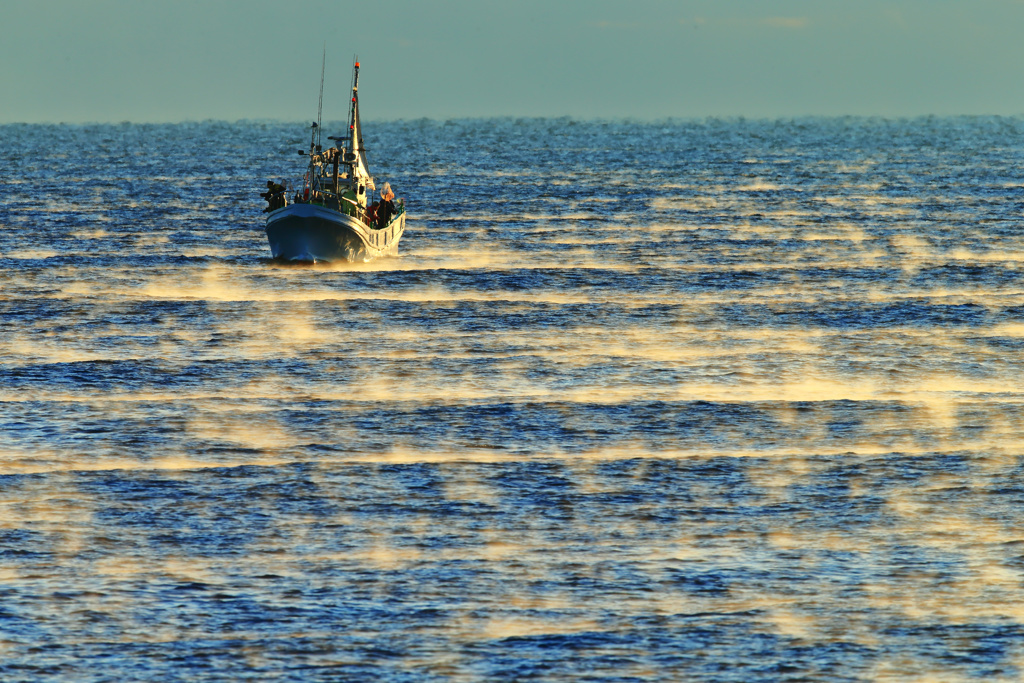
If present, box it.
[261,181,286,212]
[377,182,396,226]
[377,198,395,227]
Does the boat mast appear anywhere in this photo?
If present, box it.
[346,58,373,194]
[348,57,358,139]
[316,45,326,150]
[348,57,360,171]
[301,48,328,199]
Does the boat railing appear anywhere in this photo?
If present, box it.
[301,187,399,230]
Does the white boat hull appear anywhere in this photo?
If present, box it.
[265,203,405,263]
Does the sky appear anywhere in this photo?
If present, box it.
[2,0,1024,123]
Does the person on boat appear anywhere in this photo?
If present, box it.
[261,180,286,212]
[273,181,288,210]
[377,182,396,227]
[340,188,359,217]
[260,181,274,211]
[366,201,379,228]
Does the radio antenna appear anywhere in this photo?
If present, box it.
[316,44,326,149]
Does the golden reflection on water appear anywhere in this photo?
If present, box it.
[6,119,1024,679]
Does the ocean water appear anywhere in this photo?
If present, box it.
[3,116,1024,681]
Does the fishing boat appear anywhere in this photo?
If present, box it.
[262,60,405,262]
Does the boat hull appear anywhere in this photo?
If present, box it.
[265,203,405,263]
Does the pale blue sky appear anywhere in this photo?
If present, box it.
[3,0,1024,123]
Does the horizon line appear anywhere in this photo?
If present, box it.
[5,113,1024,127]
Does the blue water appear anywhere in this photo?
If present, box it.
[3,117,1024,680]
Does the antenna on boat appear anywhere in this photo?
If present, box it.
[316,44,326,150]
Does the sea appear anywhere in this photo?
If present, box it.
[2,116,1024,681]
